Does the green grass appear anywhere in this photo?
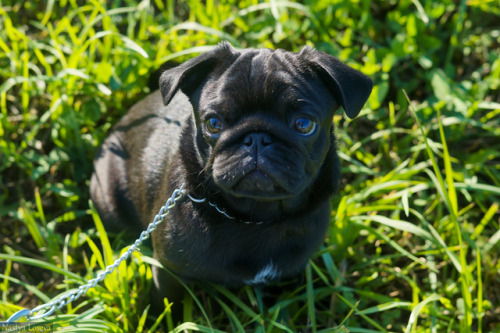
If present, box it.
[1,0,499,332]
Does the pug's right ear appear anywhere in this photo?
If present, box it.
[159,42,237,106]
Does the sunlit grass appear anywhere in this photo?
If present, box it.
[1,0,499,332]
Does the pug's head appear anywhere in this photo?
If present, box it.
[159,42,372,221]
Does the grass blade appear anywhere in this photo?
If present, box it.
[336,294,387,332]
[483,229,500,254]
[404,294,441,333]
[306,264,317,333]
[476,249,484,333]
[357,301,412,315]
[437,107,458,217]
[0,254,85,282]
[351,215,433,241]
[89,202,113,267]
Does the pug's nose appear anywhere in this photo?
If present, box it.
[243,132,273,148]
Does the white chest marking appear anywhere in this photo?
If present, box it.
[244,261,280,285]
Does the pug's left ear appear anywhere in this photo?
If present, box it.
[300,47,373,119]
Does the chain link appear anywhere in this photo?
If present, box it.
[187,193,268,225]
[7,185,185,323]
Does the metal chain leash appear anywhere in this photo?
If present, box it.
[7,185,185,323]
[186,193,268,225]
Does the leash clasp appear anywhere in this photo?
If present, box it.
[7,309,32,323]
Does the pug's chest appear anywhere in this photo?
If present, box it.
[162,200,331,285]
[189,222,316,285]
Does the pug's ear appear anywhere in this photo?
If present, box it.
[300,47,373,119]
[159,42,237,106]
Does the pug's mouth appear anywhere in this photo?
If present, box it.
[228,170,293,200]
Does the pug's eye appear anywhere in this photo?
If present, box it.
[294,117,317,136]
[204,117,224,136]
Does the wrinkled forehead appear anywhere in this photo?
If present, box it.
[201,49,333,113]
[223,49,312,95]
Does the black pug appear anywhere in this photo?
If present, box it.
[90,42,372,300]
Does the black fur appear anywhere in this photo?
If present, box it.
[90,42,372,298]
